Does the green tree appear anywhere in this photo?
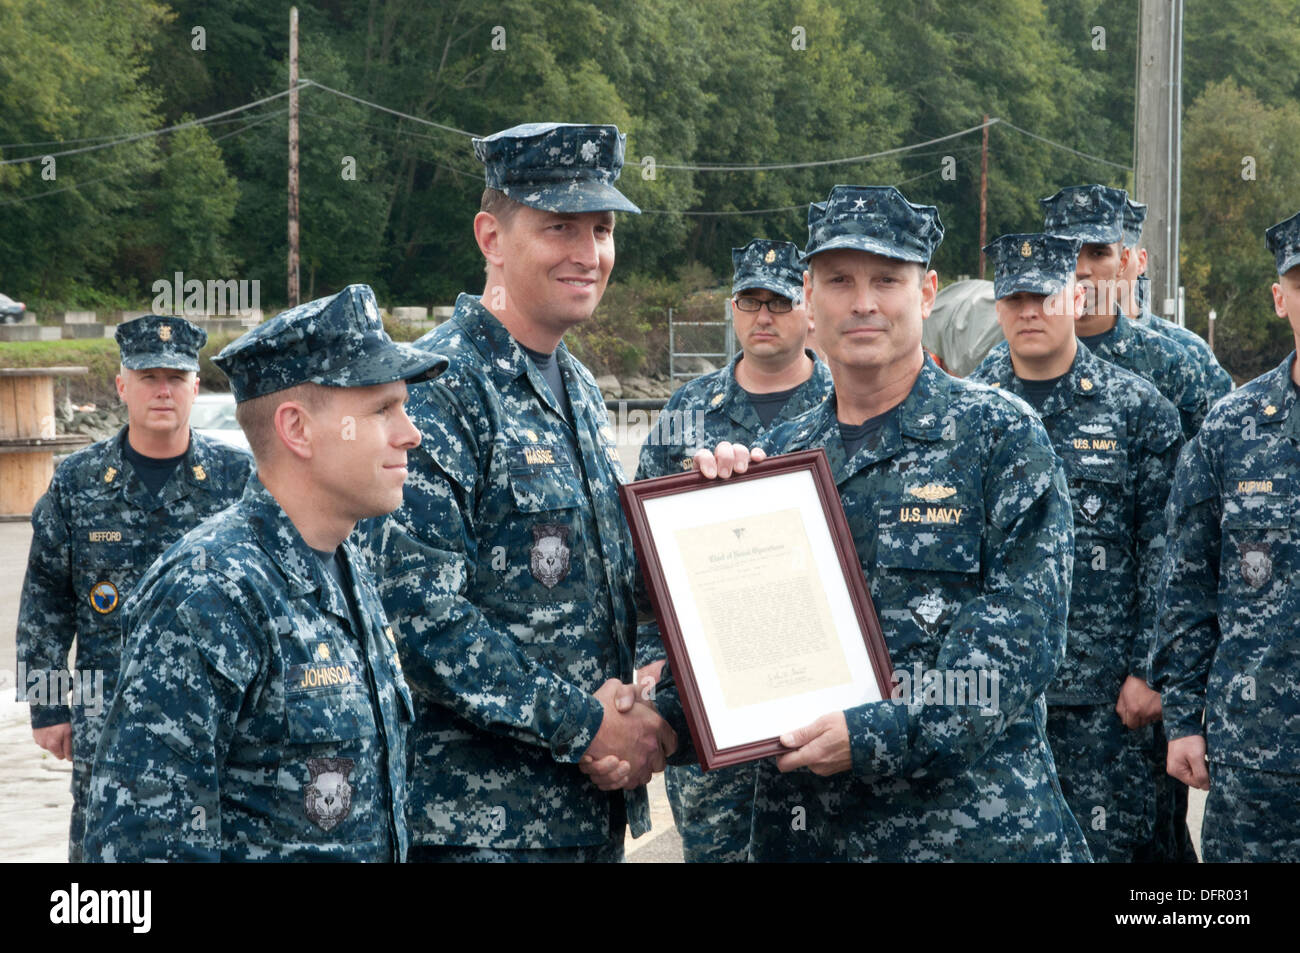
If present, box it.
[1180,80,1300,379]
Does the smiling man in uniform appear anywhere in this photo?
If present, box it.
[83,285,444,861]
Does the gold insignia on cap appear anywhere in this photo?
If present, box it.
[710,392,725,408]
[907,484,957,501]
[158,324,172,341]
[1080,378,1094,391]
[764,249,777,264]
[192,464,207,481]
[1264,404,1277,416]
[317,643,331,660]
[1020,241,1033,258]
[523,429,538,442]
[104,467,117,483]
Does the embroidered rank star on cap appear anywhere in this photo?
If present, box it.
[982,233,1082,300]
[213,284,448,402]
[1040,184,1127,244]
[802,185,944,265]
[1264,210,1300,276]
[474,122,640,214]
[731,239,804,300]
[115,315,207,372]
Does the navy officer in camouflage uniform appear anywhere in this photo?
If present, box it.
[1042,185,1209,440]
[610,186,1091,861]
[16,315,252,862]
[635,238,833,862]
[83,285,444,861]
[970,233,1183,861]
[362,123,678,862]
[1152,210,1300,861]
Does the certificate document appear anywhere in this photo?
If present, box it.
[674,508,852,709]
[620,450,893,769]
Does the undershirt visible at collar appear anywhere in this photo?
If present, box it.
[1014,372,1069,412]
[120,431,186,497]
[519,342,569,420]
[742,384,800,428]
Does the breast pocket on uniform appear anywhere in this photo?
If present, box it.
[1221,490,1291,595]
[499,445,589,602]
[874,499,982,651]
[1062,450,1125,533]
[278,642,380,839]
[77,537,137,629]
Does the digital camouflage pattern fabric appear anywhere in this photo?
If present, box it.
[1040,184,1127,245]
[971,340,1183,861]
[83,477,413,861]
[803,185,943,265]
[1153,353,1300,861]
[971,342,1182,702]
[1078,309,1209,440]
[212,283,445,403]
[473,122,639,214]
[635,350,833,494]
[361,294,649,852]
[730,239,805,300]
[1265,210,1300,277]
[1133,275,1234,410]
[983,232,1082,300]
[635,348,833,863]
[656,358,1090,861]
[16,428,252,862]
[114,314,207,372]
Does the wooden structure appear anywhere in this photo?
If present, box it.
[0,367,92,520]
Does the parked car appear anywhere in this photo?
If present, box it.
[0,293,26,324]
[191,392,250,451]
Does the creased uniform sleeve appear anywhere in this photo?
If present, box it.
[844,413,1074,782]
[84,580,260,862]
[16,474,75,728]
[1151,437,1221,741]
[365,383,605,763]
[1131,395,1183,680]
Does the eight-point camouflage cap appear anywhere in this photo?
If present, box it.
[983,233,1083,300]
[473,122,640,214]
[1122,198,1147,248]
[1265,210,1300,276]
[115,315,207,372]
[731,239,804,300]
[213,284,448,402]
[802,185,943,265]
[1040,184,1127,244]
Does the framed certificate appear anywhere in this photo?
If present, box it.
[619,449,893,771]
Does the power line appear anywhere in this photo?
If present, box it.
[639,166,949,216]
[0,85,306,166]
[995,119,1132,171]
[0,111,284,208]
[654,120,995,172]
[299,78,481,138]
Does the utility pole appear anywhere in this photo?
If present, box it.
[287,6,300,307]
[978,114,989,279]
[1133,0,1183,317]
